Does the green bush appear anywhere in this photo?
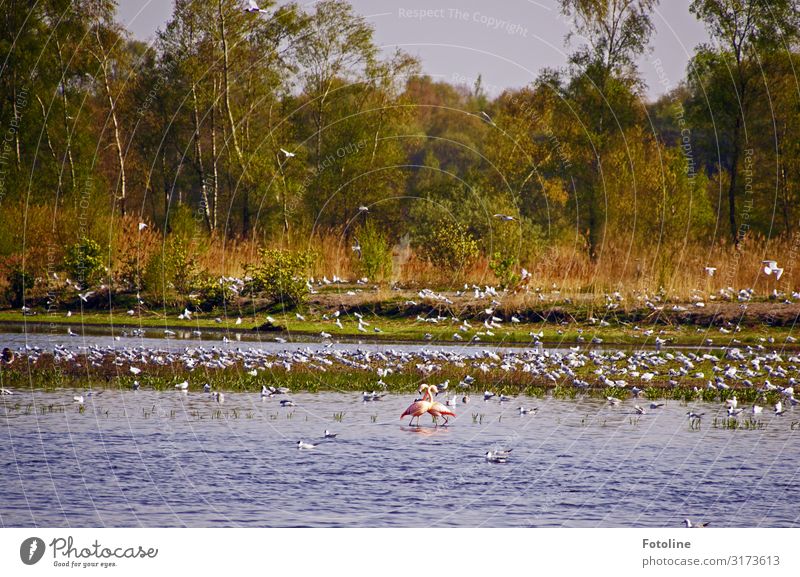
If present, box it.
[354,221,392,281]
[246,248,313,307]
[142,236,198,299]
[489,252,519,288]
[418,222,479,274]
[64,238,105,287]
[190,275,235,311]
[169,237,197,294]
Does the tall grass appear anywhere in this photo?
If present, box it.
[4,206,798,304]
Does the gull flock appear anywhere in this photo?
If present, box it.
[4,340,798,414]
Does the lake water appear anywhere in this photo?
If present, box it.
[0,323,549,354]
[2,388,797,527]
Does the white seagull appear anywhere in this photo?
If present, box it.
[763,260,784,280]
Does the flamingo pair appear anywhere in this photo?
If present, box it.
[400,384,456,426]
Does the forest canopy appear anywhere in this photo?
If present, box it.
[1,0,799,302]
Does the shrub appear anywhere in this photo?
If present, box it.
[169,237,197,294]
[190,275,236,311]
[354,221,392,281]
[64,238,105,287]
[418,222,479,274]
[112,217,161,292]
[142,236,198,299]
[246,248,313,307]
[489,252,519,288]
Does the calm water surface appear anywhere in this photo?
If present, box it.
[2,388,797,527]
[0,325,549,355]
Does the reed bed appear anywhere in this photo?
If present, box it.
[5,204,798,304]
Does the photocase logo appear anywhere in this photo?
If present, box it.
[20,537,46,565]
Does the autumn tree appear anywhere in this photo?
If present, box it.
[688,0,800,244]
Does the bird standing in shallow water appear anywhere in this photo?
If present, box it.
[400,391,433,427]
[421,385,455,426]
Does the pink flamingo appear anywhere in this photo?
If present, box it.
[400,390,433,426]
[422,384,456,426]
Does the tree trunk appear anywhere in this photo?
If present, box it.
[728,115,741,246]
[217,3,244,166]
[242,190,250,237]
[11,76,20,169]
[218,0,248,236]
[97,53,127,217]
[191,83,213,232]
[36,95,62,195]
[162,149,170,223]
[587,187,598,261]
[780,158,791,237]
[56,41,76,192]
[211,81,219,231]
[776,124,791,237]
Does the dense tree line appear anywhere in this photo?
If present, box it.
[1,0,799,286]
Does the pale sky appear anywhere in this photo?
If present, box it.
[117,0,709,101]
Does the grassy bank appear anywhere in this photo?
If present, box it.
[2,300,799,348]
